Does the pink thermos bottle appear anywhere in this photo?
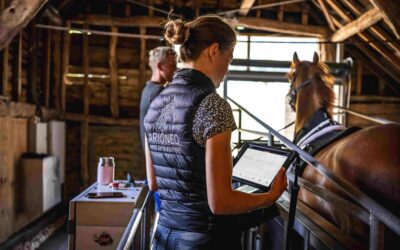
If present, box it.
[97,157,115,185]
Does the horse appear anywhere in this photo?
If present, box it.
[287,52,400,245]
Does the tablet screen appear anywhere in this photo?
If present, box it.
[233,147,288,188]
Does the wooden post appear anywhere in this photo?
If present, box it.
[148,0,154,16]
[80,121,89,187]
[2,46,9,96]
[43,28,51,107]
[61,21,71,114]
[301,8,308,25]
[277,5,284,22]
[356,60,363,95]
[28,22,38,104]
[11,32,22,102]
[139,26,146,92]
[81,23,90,187]
[195,0,200,18]
[53,30,62,111]
[125,3,131,17]
[109,27,119,118]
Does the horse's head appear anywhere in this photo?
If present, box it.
[287,52,336,115]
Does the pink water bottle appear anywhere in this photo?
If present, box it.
[97,157,115,185]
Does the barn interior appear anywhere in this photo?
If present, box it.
[0,0,399,249]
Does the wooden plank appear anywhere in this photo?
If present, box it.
[61,21,71,114]
[1,46,8,96]
[356,60,363,95]
[66,113,139,126]
[0,0,47,50]
[53,30,62,111]
[27,22,38,104]
[318,2,400,74]
[83,23,90,115]
[11,32,22,101]
[109,26,119,118]
[340,0,400,58]
[239,0,256,16]
[277,5,284,22]
[139,26,146,92]
[369,0,400,38]
[0,101,60,119]
[80,121,89,187]
[70,15,163,28]
[331,8,383,42]
[227,17,331,38]
[317,0,335,31]
[0,118,28,243]
[43,28,51,107]
[148,0,154,16]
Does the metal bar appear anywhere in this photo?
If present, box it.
[117,190,153,250]
[238,128,270,137]
[369,214,384,250]
[227,96,400,235]
[334,105,398,124]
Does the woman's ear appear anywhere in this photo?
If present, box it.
[208,43,219,63]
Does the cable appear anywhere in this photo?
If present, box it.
[126,0,170,15]
[35,24,163,40]
[234,39,400,45]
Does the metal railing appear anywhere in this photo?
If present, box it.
[227,96,400,250]
[117,188,152,250]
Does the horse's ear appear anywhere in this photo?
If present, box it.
[293,52,300,64]
[313,52,319,64]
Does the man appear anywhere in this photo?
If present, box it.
[139,46,177,149]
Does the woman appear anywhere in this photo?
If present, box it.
[144,14,287,250]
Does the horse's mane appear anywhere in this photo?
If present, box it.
[289,61,336,116]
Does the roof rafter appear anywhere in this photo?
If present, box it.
[239,0,256,16]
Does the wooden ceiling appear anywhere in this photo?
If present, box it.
[1,0,400,85]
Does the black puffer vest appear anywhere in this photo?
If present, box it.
[144,69,218,232]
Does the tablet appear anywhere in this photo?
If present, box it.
[233,143,297,191]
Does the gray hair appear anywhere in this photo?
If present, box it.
[148,46,176,69]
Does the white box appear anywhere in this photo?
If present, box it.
[28,122,48,154]
[68,183,146,250]
[48,120,66,184]
[21,156,61,218]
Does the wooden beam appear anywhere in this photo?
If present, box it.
[61,21,71,114]
[53,30,62,111]
[226,17,331,37]
[1,45,8,96]
[356,60,363,95]
[80,121,89,187]
[239,0,256,16]
[66,113,139,126]
[195,0,200,18]
[148,0,154,16]
[43,28,51,107]
[11,32,22,101]
[277,5,284,22]
[379,78,385,95]
[70,15,163,28]
[317,0,335,31]
[316,1,400,74]
[109,26,119,118]
[369,0,400,38]
[83,23,90,115]
[340,0,400,58]
[28,22,38,104]
[0,0,47,50]
[331,8,383,42]
[139,26,146,91]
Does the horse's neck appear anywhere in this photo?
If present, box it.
[295,93,322,135]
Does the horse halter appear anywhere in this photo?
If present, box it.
[288,78,313,111]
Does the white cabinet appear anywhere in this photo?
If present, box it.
[21,156,61,218]
[68,183,145,250]
[48,121,66,184]
[28,122,48,154]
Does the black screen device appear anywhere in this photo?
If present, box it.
[233,142,297,192]
[87,192,124,199]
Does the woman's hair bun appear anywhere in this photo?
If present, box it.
[164,19,189,45]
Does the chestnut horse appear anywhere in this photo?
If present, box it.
[287,52,400,243]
